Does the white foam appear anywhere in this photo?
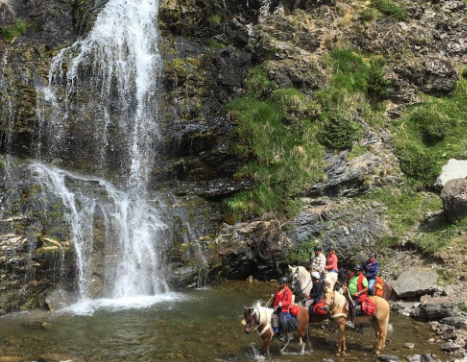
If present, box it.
[59,293,186,316]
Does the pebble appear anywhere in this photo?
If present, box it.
[404,343,415,349]
[406,355,420,362]
[420,354,436,362]
[428,338,435,343]
[322,359,334,362]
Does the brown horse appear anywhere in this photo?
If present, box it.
[323,291,391,356]
[337,269,392,301]
[243,303,311,358]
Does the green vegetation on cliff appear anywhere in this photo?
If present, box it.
[370,0,408,21]
[225,67,325,221]
[0,20,27,42]
[393,79,467,186]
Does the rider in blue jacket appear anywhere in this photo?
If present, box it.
[363,252,380,295]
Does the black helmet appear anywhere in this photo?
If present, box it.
[370,252,377,258]
[353,264,362,271]
[314,245,322,252]
[278,277,288,284]
[327,247,336,253]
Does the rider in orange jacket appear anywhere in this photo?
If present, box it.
[273,277,293,341]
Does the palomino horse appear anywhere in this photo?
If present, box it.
[323,290,390,356]
[289,265,338,300]
[337,269,393,301]
[243,303,310,358]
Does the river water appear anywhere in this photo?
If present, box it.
[0,281,453,361]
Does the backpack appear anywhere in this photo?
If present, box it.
[289,304,300,316]
[361,296,376,316]
[375,276,384,297]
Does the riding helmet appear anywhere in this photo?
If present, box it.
[311,272,320,280]
[370,252,377,258]
[278,276,288,284]
[314,245,322,252]
[353,264,362,271]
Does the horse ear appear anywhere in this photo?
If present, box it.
[289,265,294,270]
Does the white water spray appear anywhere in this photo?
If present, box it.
[33,0,169,301]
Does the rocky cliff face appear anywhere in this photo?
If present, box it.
[1,0,467,312]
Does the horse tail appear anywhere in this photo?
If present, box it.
[382,308,390,347]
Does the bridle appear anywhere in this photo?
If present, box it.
[324,291,339,315]
[244,308,272,337]
[291,269,312,295]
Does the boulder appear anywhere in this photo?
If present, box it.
[411,297,455,320]
[420,355,436,362]
[441,179,467,223]
[441,341,460,352]
[45,289,72,312]
[442,316,467,330]
[391,268,438,298]
[435,159,467,190]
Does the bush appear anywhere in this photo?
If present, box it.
[462,69,467,79]
[360,8,379,22]
[286,240,316,265]
[0,20,27,42]
[371,0,408,21]
[319,111,361,150]
[207,15,221,26]
[396,143,439,184]
[410,107,453,142]
[367,57,392,100]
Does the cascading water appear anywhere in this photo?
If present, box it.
[30,0,171,303]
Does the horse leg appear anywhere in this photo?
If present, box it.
[370,319,380,351]
[262,335,271,358]
[336,320,346,356]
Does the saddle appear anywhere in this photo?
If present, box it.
[359,296,376,316]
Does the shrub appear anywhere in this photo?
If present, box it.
[208,37,224,49]
[286,240,316,265]
[0,20,27,42]
[367,57,392,100]
[319,111,361,150]
[410,107,453,142]
[462,69,467,79]
[371,0,408,21]
[207,15,221,26]
[396,143,439,184]
[360,8,379,22]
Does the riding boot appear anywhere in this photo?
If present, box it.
[346,300,356,329]
[279,320,287,341]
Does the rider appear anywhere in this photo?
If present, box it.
[346,264,369,329]
[306,272,324,315]
[325,247,338,273]
[363,252,380,296]
[311,245,326,274]
[273,276,293,341]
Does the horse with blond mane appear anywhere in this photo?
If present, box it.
[323,290,390,356]
[243,302,310,358]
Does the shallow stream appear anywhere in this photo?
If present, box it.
[0,281,455,361]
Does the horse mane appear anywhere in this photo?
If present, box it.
[333,290,347,310]
[252,302,274,325]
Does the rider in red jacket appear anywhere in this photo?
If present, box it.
[273,277,293,341]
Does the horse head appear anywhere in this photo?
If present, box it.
[288,265,300,290]
[323,291,335,313]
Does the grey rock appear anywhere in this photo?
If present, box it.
[435,159,467,190]
[442,285,454,296]
[412,298,455,320]
[420,355,435,362]
[45,289,73,312]
[391,268,438,298]
[441,179,467,223]
[407,355,421,362]
[404,343,415,349]
[378,355,399,361]
[442,316,467,330]
[441,341,460,351]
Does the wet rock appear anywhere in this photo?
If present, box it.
[407,355,421,362]
[442,316,467,330]
[378,355,399,361]
[391,268,438,298]
[441,341,461,352]
[420,355,435,362]
[38,355,84,362]
[412,297,455,320]
[404,343,415,349]
[441,179,467,223]
[435,159,467,190]
[45,289,72,312]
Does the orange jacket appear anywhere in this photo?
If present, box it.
[273,286,293,312]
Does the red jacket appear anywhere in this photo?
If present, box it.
[325,254,338,271]
[273,286,293,312]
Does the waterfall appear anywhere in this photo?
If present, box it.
[31,0,169,300]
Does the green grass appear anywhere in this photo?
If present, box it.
[207,15,221,26]
[371,0,408,21]
[0,20,27,42]
[208,37,224,49]
[458,301,467,313]
[392,79,467,187]
[224,67,325,221]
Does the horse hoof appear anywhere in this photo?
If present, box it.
[335,353,340,357]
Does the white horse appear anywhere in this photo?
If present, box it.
[289,266,338,298]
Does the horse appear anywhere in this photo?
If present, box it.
[337,268,392,301]
[243,303,310,358]
[289,265,338,301]
[323,290,391,356]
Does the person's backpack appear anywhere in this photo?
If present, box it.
[361,296,376,316]
[289,304,300,316]
[375,276,384,297]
